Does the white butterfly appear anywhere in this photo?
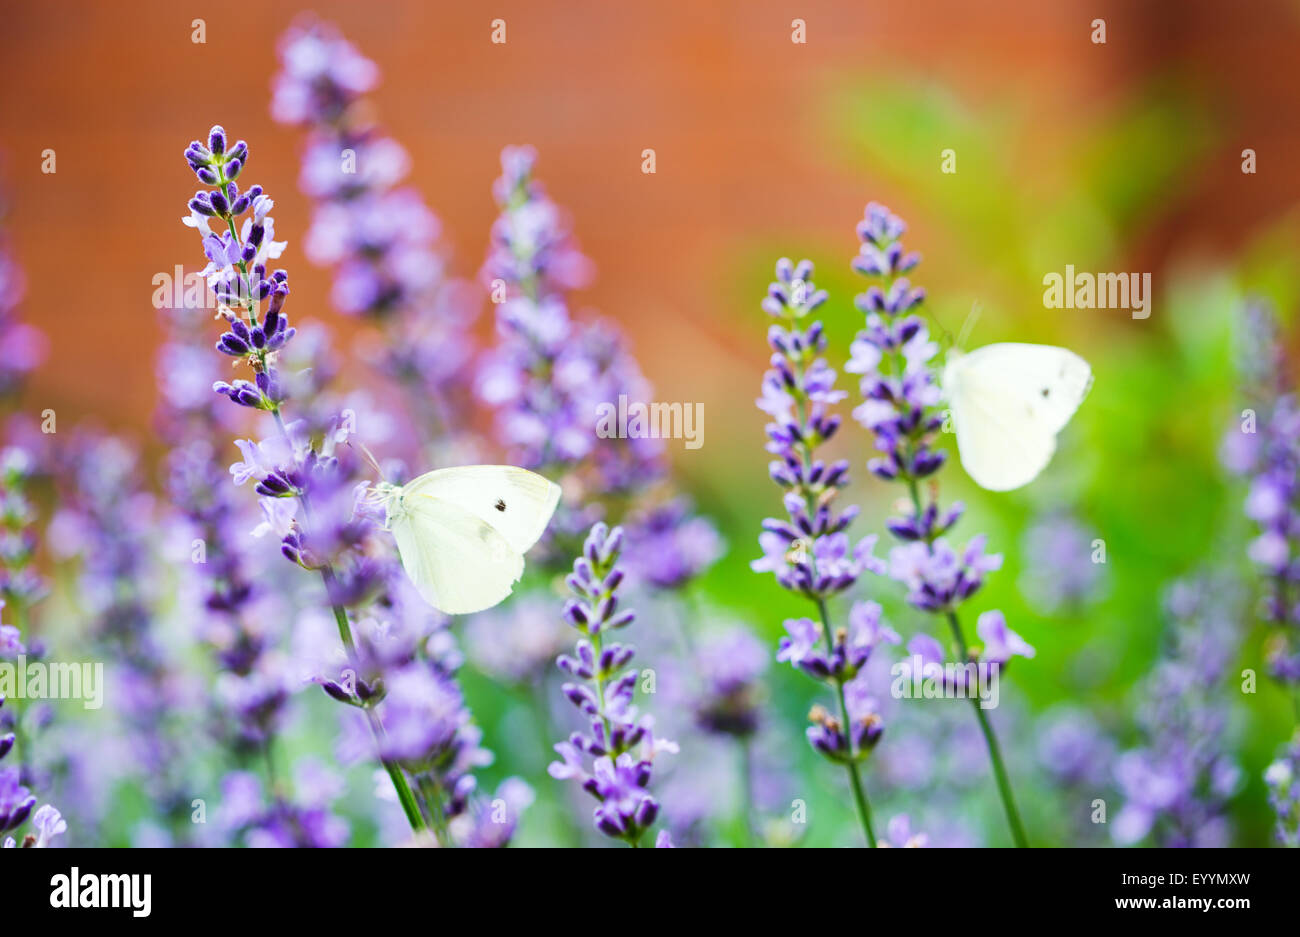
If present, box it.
[942,343,1092,492]
[376,465,562,615]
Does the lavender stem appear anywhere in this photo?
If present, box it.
[944,610,1028,847]
[904,476,1027,847]
[816,599,878,847]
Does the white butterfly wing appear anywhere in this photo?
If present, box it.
[945,343,1091,492]
[402,465,562,554]
[390,494,525,615]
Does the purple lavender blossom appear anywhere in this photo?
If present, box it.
[483,144,594,301]
[0,189,46,397]
[272,18,480,451]
[1019,511,1106,613]
[306,579,528,847]
[879,814,928,848]
[753,258,879,601]
[550,523,675,845]
[622,497,724,591]
[0,449,46,636]
[691,629,768,738]
[47,430,196,838]
[0,608,20,658]
[847,202,1029,847]
[29,804,66,848]
[0,690,62,847]
[463,595,571,685]
[0,765,35,835]
[476,148,666,548]
[1265,731,1300,847]
[1036,705,1115,790]
[179,123,458,838]
[1222,302,1300,684]
[752,255,891,846]
[156,298,294,756]
[353,660,512,846]
[1112,578,1241,847]
[218,762,350,848]
[375,665,476,768]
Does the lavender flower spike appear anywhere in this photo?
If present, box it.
[848,203,1030,847]
[753,257,893,847]
[1265,732,1300,847]
[1222,301,1300,686]
[550,523,675,845]
[180,125,426,834]
[1,690,64,847]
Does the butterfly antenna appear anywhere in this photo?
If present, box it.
[927,308,956,349]
[956,300,983,350]
[352,441,386,482]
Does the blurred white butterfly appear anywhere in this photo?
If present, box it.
[942,343,1092,492]
[374,465,561,615]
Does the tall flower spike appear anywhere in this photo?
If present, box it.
[1112,578,1241,847]
[0,183,46,398]
[1220,299,1299,846]
[180,124,439,838]
[186,121,529,848]
[847,203,1030,847]
[0,447,60,846]
[549,523,675,845]
[156,299,291,756]
[272,18,480,452]
[1265,731,1300,847]
[1,590,63,847]
[753,257,894,847]
[49,430,196,844]
[476,147,678,549]
[1222,300,1300,685]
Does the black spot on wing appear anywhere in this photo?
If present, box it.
[494,498,507,512]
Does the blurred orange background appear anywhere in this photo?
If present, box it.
[2,0,1298,472]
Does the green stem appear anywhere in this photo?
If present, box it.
[8,602,28,769]
[944,611,1029,848]
[416,775,453,847]
[834,678,877,848]
[739,738,758,847]
[212,168,425,836]
[816,599,878,848]
[903,476,1029,847]
[318,570,425,834]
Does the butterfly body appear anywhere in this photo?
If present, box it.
[380,465,561,615]
[942,343,1092,492]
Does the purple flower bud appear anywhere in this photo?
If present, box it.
[216,334,249,356]
[634,796,659,827]
[214,379,265,409]
[563,599,588,627]
[319,681,352,704]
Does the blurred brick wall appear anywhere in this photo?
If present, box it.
[1,0,1297,465]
